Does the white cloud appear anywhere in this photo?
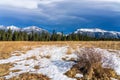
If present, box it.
[95,0,120,3]
[0,0,39,9]
[39,0,64,4]
[0,0,120,23]
[0,0,64,9]
[0,0,120,11]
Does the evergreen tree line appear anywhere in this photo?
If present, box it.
[0,29,119,41]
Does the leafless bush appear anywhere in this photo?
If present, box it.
[75,48,102,79]
[72,47,118,80]
[77,47,102,67]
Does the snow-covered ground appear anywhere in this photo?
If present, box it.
[0,45,120,80]
[0,46,77,80]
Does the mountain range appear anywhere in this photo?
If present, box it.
[0,25,48,34]
[0,25,120,39]
[75,28,120,39]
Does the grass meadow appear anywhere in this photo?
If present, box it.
[0,41,120,80]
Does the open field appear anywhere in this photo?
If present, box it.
[0,41,120,80]
[0,41,120,59]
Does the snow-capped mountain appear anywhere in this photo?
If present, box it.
[0,25,120,39]
[75,28,120,39]
[75,28,106,33]
[0,25,48,34]
[6,25,21,31]
[22,26,48,34]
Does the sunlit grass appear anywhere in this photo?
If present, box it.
[0,41,120,79]
[0,41,119,59]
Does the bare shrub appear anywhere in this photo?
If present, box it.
[76,47,102,68]
[74,48,102,79]
[66,47,119,80]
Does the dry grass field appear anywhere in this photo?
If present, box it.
[0,41,120,80]
[0,41,120,59]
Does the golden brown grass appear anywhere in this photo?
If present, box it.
[0,42,34,59]
[0,41,119,59]
[44,55,51,59]
[0,41,120,79]
[9,73,50,80]
[66,47,73,54]
[11,69,21,73]
[0,63,13,77]
[67,41,120,50]
[34,65,40,70]
[65,47,120,80]
[26,56,37,60]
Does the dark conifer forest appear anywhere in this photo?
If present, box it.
[0,29,119,41]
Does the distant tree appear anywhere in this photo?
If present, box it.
[23,32,28,41]
[1,30,6,41]
[0,29,119,41]
[6,29,12,41]
[51,30,57,41]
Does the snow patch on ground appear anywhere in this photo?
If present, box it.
[75,74,83,78]
[94,48,120,75]
[76,47,120,75]
[0,45,120,80]
[0,46,77,80]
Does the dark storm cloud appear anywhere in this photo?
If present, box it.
[0,0,120,32]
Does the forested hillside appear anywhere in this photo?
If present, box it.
[0,29,119,41]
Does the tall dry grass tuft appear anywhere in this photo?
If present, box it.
[66,47,119,80]
[77,47,102,66]
[76,48,102,79]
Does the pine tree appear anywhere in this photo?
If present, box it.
[1,30,6,41]
[13,31,19,41]
[51,30,57,41]
[7,29,12,41]
[23,32,28,41]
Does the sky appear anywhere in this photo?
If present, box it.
[0,0,120,33]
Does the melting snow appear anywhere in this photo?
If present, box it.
[0,46,77,80]
[94,48,120,75]
[75,74,83,78]
[0,45,120,80]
